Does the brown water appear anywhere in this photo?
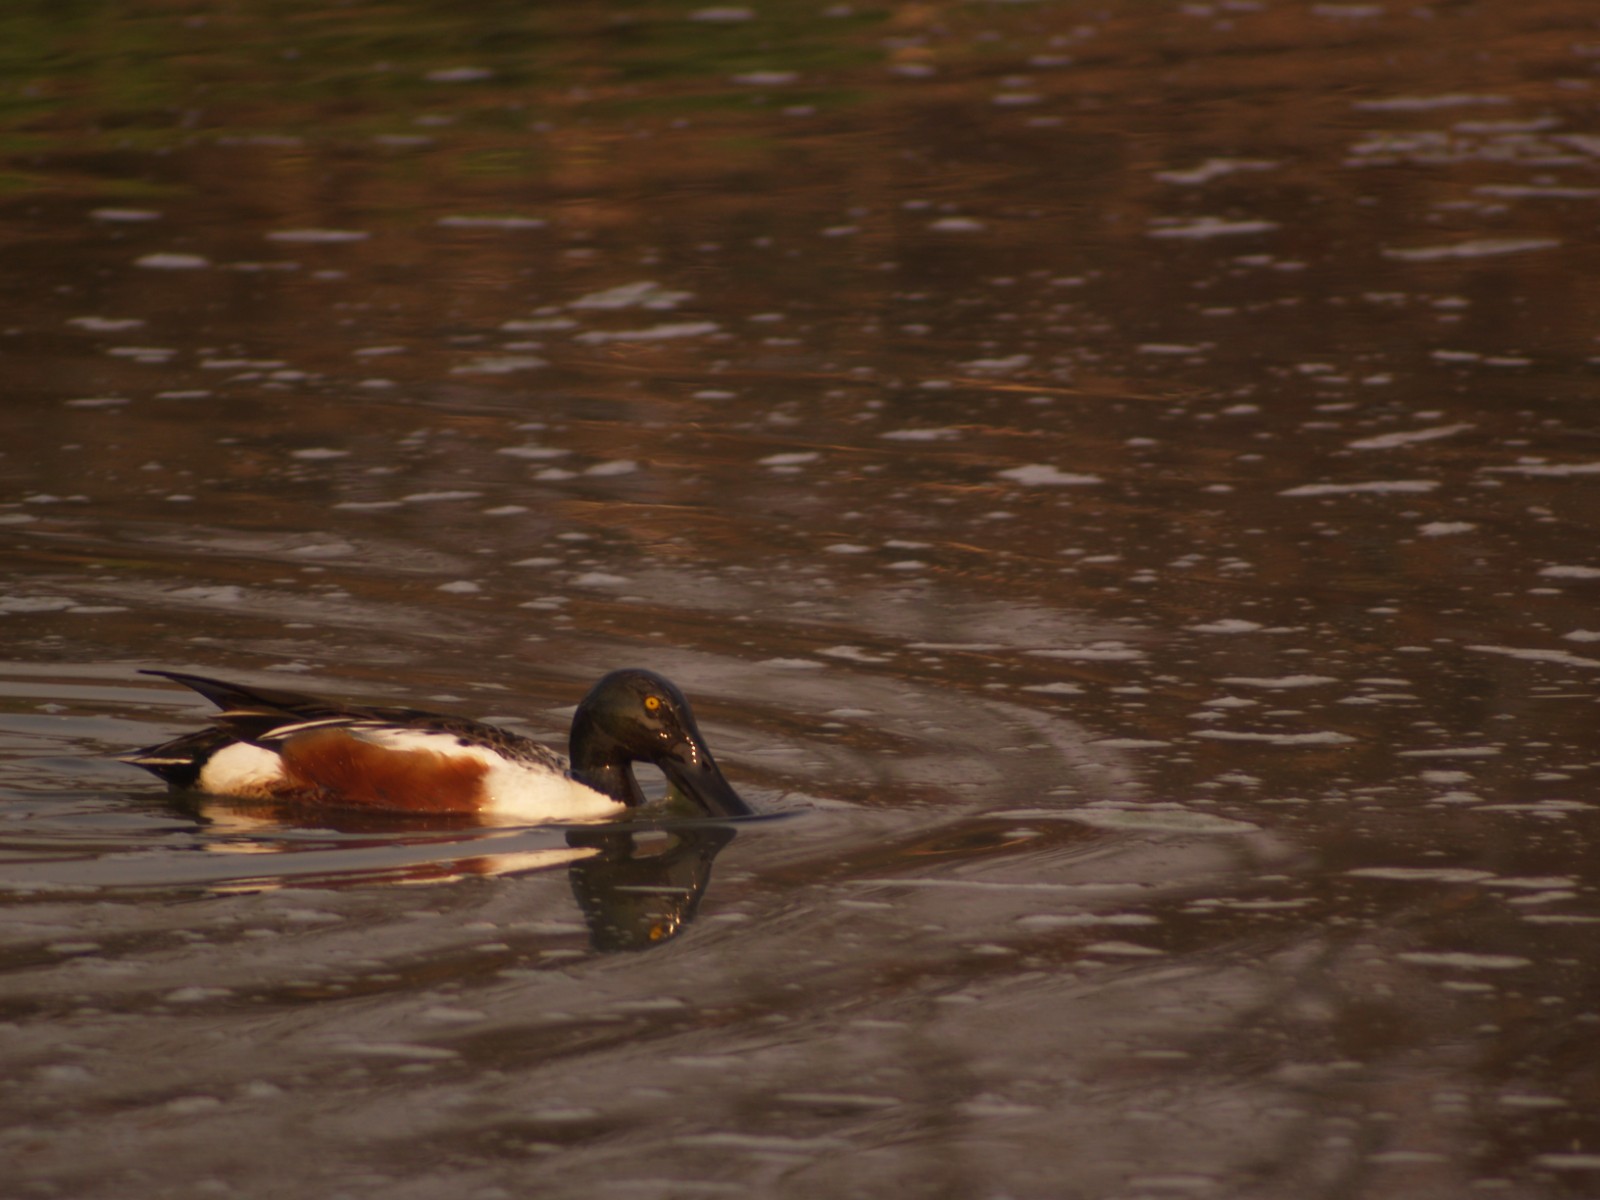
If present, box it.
[4,2,1600,1196]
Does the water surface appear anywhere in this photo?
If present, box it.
[4,2,1600,1197]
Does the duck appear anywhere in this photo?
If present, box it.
[120,668,753,824]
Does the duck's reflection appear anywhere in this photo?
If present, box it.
[179,797,739,953]
[565,823,737,952]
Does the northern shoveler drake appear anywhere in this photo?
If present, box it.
[120,668,753,823]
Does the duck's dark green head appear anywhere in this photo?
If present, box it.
[569,669,752,818]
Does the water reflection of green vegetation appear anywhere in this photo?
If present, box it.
[0,0,886,151]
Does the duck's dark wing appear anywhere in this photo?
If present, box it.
[117,726,235,789]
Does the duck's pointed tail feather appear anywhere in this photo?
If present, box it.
[137,669,325,714]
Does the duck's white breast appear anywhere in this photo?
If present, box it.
[478,758,626,823]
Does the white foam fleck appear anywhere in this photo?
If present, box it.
[1476,800,1591,816]
[167,584,248,604]
[437,215,547,229]
[1347,867,1494,883]
[1148,216,1278,239]
[92,207,160,222]
[1187,618,1264,633]
[1280,480,1438,496]
[880,427,961,441]
[1138,342,1211,355]
[0,595,76,614]
[1506,891,1578,907]
[1193,730,1356,745]
[497,445,569,460]
[583,459,637,477]
[1396,951,1531,970]
[761,452,820,467]
[1384,238,1557,261]
[819,645,890,663]
[1540,565,1600,579]
[963,354,1031,373]
[67,316,145,332]
[502,317,576,332]
[1498,1094,1568,1109]
[1056,804,1261,834]
[570,281,691,310]
[928,217,986,233]
[1532,1154,1600,1171]
[573,321,719,344]
[1354,93,1510,111]
[165,986,232,1003]
[1217,675,1337,689]
[1420,521,1476,536]
[732,70,800,86]
[851,876,1130,894]
[997,464,1103,486]
[425,67,493,83]
[452,355,547,374]
[1476,183,1600,198]
[266,229,369,243]
[1347,423,1472,450]
[200,358,284,370]
[1027,644,1142,661]
[136,252,209,270]
[1483,461,1600,477]
[400,490,482,503]
[1083,940,1166,957]
[1155,158,1278,185]
[106,347,176,363]
[1467,644,1600,669]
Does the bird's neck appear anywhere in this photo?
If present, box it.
[569,710,647,806]
[573,757,647,807]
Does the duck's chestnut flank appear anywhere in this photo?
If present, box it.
[120,668,753,823]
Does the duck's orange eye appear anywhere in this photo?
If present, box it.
[644,695,661,713]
